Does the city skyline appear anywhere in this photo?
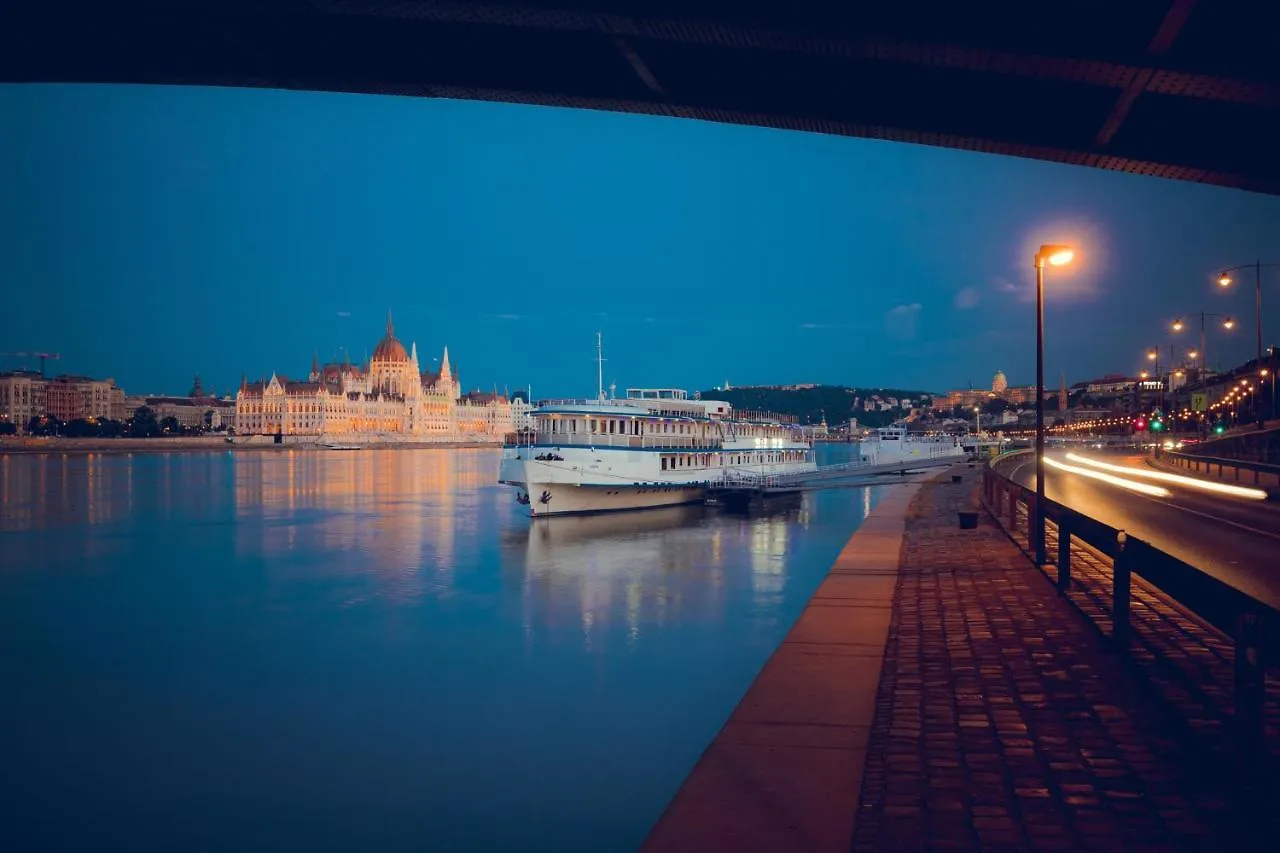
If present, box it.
[4,83,1280,397]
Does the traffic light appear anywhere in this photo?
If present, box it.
[1150,417,1164,432]
[1133,417,1148,431]
[1214,423,1225,435]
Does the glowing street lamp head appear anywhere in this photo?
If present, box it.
[1172,318,1184,332]
[1218,272,1232,287]
[1140,370,1150,379]
[1147,349,1158,361]
[1188,349,1199,359]
[1224,317,1236,330]
[1036,244,1074,267]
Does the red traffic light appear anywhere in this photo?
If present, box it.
[1134,418,1147,431]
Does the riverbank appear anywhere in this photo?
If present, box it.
[0,437,503,455]
[643,476,924,852]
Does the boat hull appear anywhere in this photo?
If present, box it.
[519,483,707,517]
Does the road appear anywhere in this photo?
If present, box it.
[1006,451,1280,610]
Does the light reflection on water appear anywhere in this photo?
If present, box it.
[0,446,881,853]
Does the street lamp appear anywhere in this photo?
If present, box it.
[973,405,981,437]
[1171,312,1234,377]
[1217,261,1280,428]
[1033,243,1073,566]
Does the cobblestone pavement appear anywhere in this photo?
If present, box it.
[851,471,1273,852]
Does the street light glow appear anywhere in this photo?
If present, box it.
[1224,317,1236,329]
[1147,349,1158,361]
[1218,272,1232,287]
[1172,318,1184,332]
[1188,349,1199,359]
[1036,244,1074,267]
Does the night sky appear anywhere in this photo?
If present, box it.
[3,83,1280,398]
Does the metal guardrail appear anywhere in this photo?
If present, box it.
[1162,449,1280,489]
[983,449,1278,752]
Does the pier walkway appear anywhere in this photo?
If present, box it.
[644,466,1275,852]
[710,455,956,496]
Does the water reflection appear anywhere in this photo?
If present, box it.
[1,445,883,853]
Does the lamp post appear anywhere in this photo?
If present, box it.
[1146,348,1163,411]
[1171,312,1234,379]
[1034,243,1074,567]
[974,405,981,437]
[1217,261,1280,429]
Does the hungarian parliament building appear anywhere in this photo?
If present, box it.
[234,315,519,443]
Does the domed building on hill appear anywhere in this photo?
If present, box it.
[233,312,514,443]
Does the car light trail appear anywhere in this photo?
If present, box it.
[1064,453,1268,501]
[1043,456,1172,497]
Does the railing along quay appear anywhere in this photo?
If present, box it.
[982,449,1279,761]
[1161,449,1280,490]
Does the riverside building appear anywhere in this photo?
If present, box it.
[234,315,515,443]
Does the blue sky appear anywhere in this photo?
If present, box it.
[3,83,1280,398]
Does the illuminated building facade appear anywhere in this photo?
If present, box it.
[234,315,514,443]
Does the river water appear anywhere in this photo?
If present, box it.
[0,445,882,852]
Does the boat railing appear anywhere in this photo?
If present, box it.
[517,432,725,450]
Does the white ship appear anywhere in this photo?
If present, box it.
[854,425,965,465]
[499,337,816,517]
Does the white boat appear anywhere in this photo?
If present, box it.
[854,425,965,465]
[499,337,816,517]
[322,443,364,450]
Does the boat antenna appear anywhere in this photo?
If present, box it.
[596,331,606,402]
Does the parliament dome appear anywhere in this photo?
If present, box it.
[372,313,409,362]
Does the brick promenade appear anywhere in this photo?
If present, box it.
[851,470,1273,851]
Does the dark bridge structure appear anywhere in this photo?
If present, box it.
[3,1,1278,194]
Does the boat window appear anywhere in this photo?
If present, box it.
[662,457,668,470]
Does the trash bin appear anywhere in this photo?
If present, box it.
[951,474,962,483]
[958,510,978,529]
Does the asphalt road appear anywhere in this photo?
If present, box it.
[1006,452,1280,610]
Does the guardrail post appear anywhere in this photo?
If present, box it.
[1056,514,1071,592]
[1112,532,1131,644]
[1007,484,1018,529]
[1233,612,1264,765]
[1025,493,1035,545]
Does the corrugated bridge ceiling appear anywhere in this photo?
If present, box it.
[2,1,1277,193]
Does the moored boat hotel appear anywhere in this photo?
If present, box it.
[499,384,817,517]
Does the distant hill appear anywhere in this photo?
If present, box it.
[696,385,935,428]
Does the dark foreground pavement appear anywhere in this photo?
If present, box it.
[851,471,1274,852]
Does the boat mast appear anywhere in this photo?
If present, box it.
[596,331,605,401]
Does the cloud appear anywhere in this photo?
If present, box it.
[798,320,875,331]
[336,311,352,318]
[990,271,1098,304]
[954,286,981,310]
[885,303,922,340]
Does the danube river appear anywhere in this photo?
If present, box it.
[0,445,884,852]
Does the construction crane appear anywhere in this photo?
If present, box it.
[0,351,61,377]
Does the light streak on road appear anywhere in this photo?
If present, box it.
[1043,456,1172,497]
[1064,453,1269,501]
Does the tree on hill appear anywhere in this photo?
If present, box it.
[698,385,934,428]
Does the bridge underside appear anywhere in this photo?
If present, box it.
[2,1,1277,194]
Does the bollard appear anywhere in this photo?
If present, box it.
[1233,613,1265,762]
[1056,515,1072,592]
[1112,531,1131,643]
